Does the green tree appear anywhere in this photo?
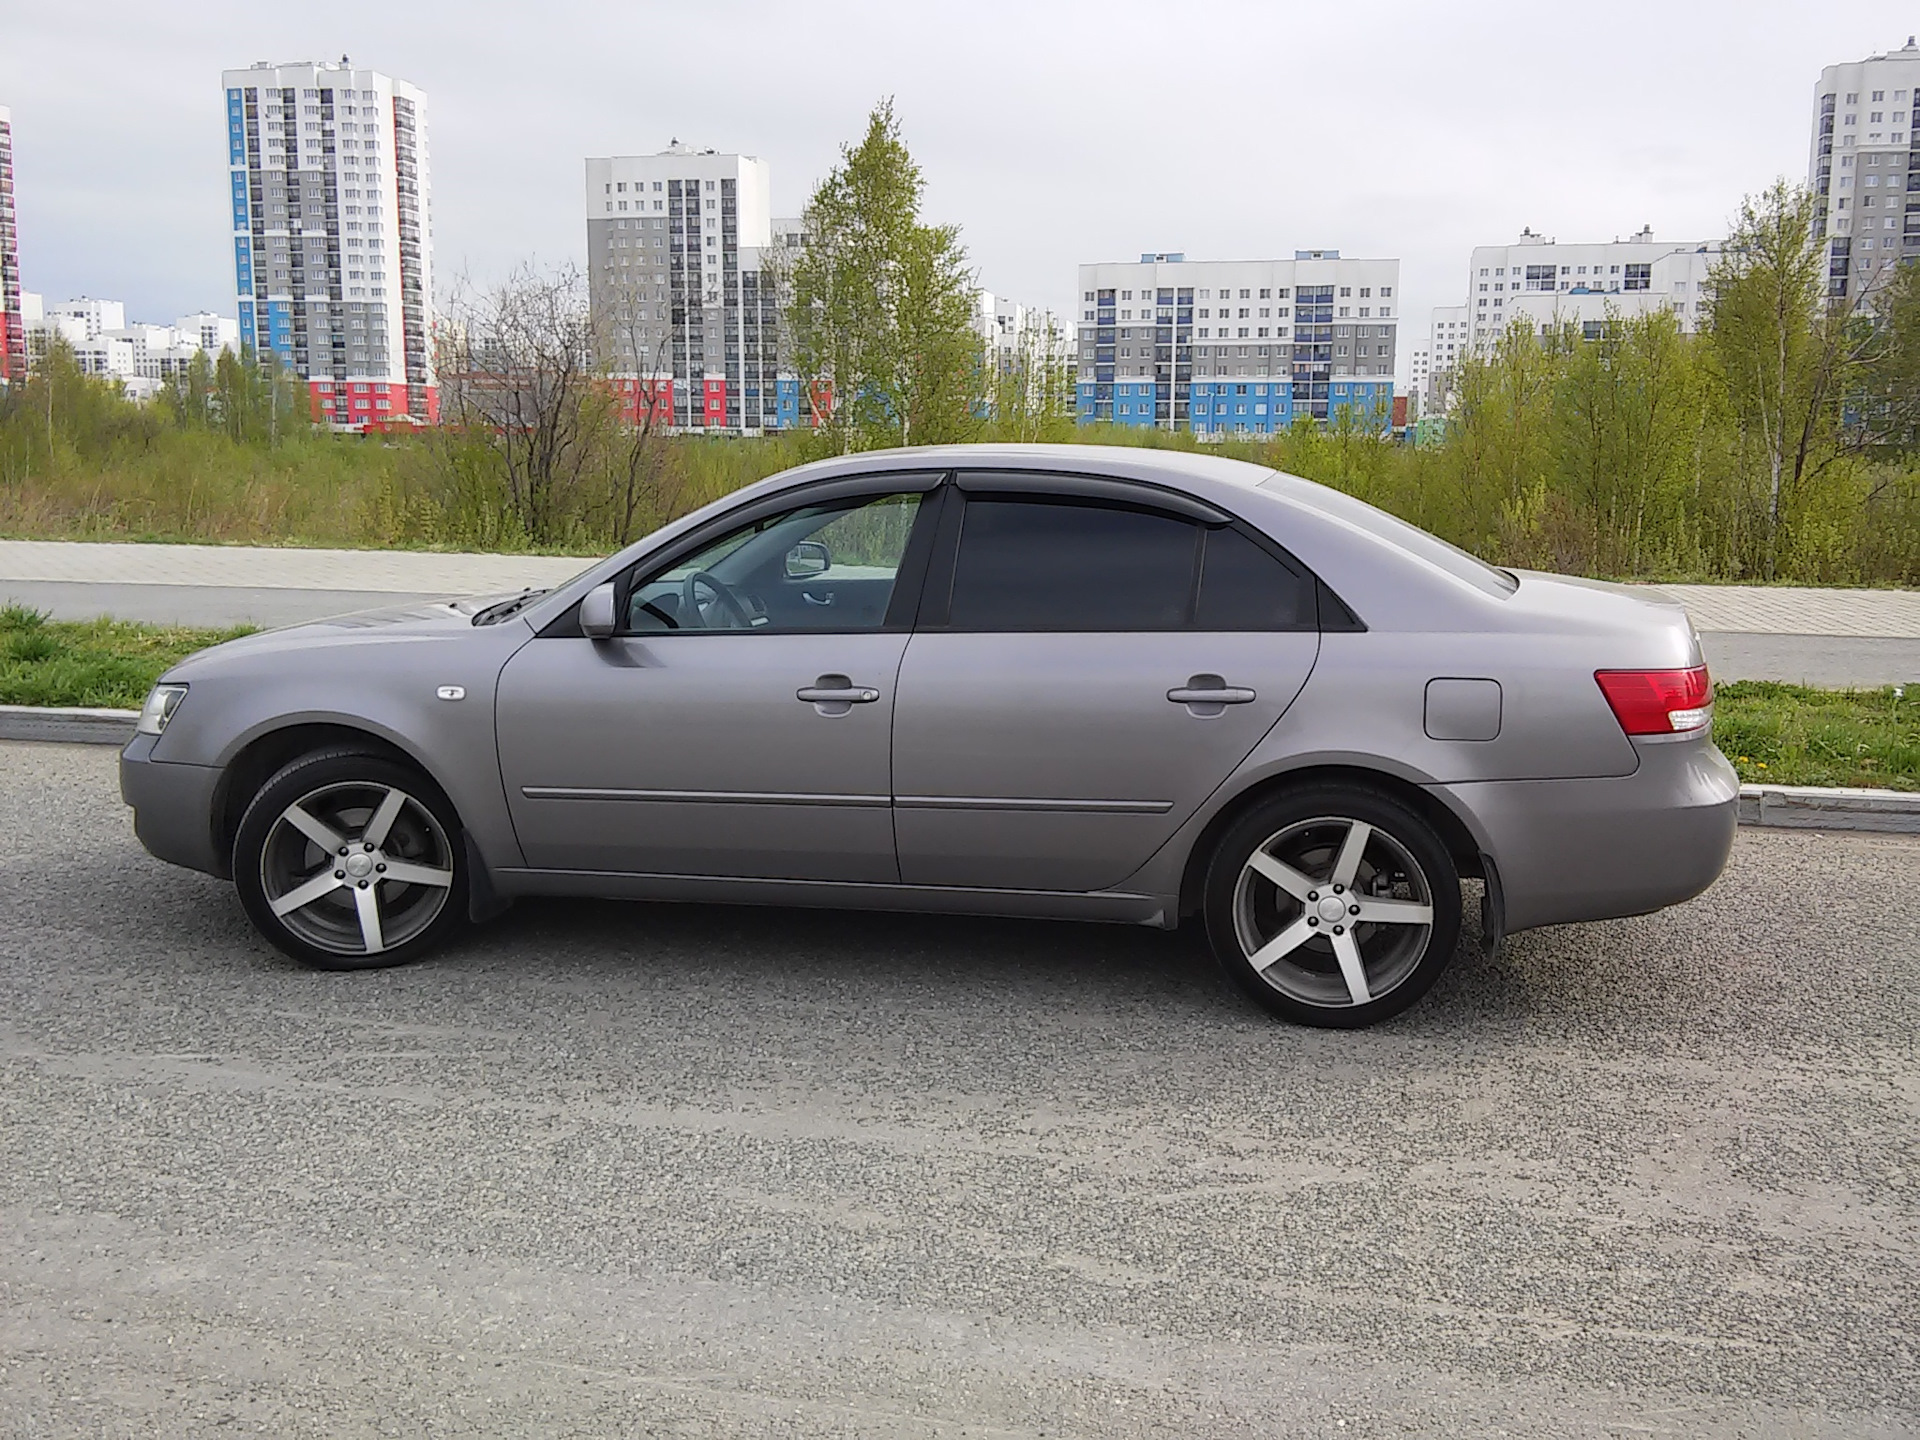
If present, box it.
[1550,310,1709,576]
[1705,181,1877,577]
[782,100,981,450]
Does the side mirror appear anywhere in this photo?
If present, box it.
[579,581,617,639]
[785,540,831,579]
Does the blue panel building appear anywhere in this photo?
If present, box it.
[1075,250,1400,437]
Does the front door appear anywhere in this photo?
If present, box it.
[496,487,933,881]
[891,487,1321,892]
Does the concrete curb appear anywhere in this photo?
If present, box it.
[1736,783,1920,833]
[0,707,1916,833]
[0,705,140,745]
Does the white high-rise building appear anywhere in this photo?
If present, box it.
[974,289,1072,373]
[1425,304,1470,414]
[223,60,435,428]
[1464,228,1715,345]
[1810,38,1920,301]
[586,143,797,433]
[1074,249,1400,434]
[19,292,242,397]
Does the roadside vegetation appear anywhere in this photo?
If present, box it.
[1717,681,1917,791]
[0,605,253,709]
[2,605,1912,789]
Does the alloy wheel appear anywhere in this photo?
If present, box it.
[258,780,455,957]
[1230,815,1436,1009]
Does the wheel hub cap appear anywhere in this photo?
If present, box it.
[345,852,375,878]
[1315,894,1347,923]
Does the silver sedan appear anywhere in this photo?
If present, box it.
[121,445,1738,1027]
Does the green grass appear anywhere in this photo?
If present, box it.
[0,605,253,710]
[2,606,1914,790]
[1715,681,1918,791]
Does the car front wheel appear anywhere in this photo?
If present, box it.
[233,748,468,970]
[1204,785,1462,1028]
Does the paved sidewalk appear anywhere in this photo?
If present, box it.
[1638,584,1920,639]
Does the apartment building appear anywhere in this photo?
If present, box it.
[20,292,241,398]
[1811,38,1920,300]
[1465,228,1715,345]
[1424,304,1470,414]
[586,144,807,433]
[0,105,22,385]
[223,60,435,428]
[1074,250,1399,434]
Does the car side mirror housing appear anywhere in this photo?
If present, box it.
[785,540,831,579]
[579,581,617,639]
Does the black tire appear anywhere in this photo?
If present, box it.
[1203,784,1461,1028]
[233,747,468,971]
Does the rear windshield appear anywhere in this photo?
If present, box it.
[1258,472,1518,597]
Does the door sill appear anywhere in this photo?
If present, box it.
[491,867,1172,927]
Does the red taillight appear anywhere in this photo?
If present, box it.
[1594,666,1714,736]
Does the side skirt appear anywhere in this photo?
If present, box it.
[490,867,1175,928]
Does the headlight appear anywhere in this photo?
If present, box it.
[137,684,189,735]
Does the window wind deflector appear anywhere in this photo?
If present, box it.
[954,471,1231,525]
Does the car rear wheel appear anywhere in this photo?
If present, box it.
[1204,785,1461,1028]
[233,748,467,971]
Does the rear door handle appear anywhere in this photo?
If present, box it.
[1168,674,1256,716]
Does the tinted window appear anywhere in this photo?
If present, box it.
[948,499,1198,632]
[1194,527,1316,631]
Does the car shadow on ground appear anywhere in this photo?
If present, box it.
[423,880,1527,1032]
[94,849,1681,1043]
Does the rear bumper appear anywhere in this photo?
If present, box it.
[120,733,225,877]
[1433,737,1739,933]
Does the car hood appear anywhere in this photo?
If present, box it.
[161,593,525,679]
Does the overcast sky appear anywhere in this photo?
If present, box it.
[2,0,1911,376]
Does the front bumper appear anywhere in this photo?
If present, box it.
[1434,736,1739,933]
[120,733,225,877]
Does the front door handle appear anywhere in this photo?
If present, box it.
[797,673,880,716]
[1168,674,1256,717]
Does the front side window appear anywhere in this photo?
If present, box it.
[625,491,924,633]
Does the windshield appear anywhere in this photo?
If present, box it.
[1259,472,1518,597]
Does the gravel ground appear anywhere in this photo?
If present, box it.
[1,742,1916,1438]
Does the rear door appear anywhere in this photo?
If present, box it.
[891,476,1321,893]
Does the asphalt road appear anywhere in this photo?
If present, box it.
[2,743,1917,1438]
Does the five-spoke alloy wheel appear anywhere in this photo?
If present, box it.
[1205,786,1461,1027]
[234,749,467,970]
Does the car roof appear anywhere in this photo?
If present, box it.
[768,443,1281,493]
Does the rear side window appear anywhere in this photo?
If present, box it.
[1194,526,1316,631]
[948,499,1196,631]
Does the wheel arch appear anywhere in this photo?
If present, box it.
[211,721,447,880]
[1176,763,1487,921]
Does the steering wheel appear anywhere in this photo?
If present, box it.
[680,569,753,630]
